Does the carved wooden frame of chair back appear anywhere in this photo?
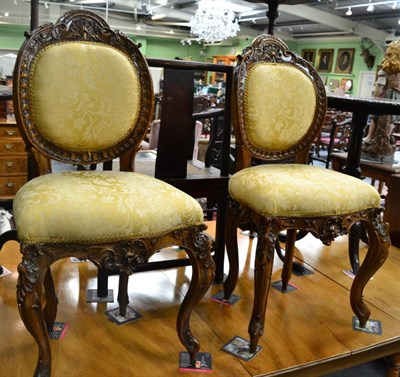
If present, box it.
[14,10,154,177]
[233,35,326,170]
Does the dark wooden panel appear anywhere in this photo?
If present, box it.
[155,68,194,179]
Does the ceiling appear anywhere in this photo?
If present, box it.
[1,0,399,48]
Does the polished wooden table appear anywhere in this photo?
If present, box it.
[327,95,400,178]
[327,95,400,245]
[323,95,400,375]
[1,223,399,376]
[331,151,400,247]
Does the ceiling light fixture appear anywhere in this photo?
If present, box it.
[346,7,352,15]
[151,13,166,20]
[336,1,397,10]
[76,0,107,3]
[181,39,202,45]
[189,0,240,43]
[367,0,375,11]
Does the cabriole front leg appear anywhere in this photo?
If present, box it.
[177,230,214,364]
[17,244,54,377]
[248,223,276,353]
[350,212,390,327]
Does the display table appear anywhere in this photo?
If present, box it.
[327,95,400,257]
[331,151,400,247]
[327,95,400,178]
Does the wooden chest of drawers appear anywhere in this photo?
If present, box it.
[0,120,28,201]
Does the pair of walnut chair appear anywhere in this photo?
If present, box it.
[12,10,388,376]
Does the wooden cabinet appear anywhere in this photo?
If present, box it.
[0,120,27,201]
[210,55,237,85]
[0,78,14,119]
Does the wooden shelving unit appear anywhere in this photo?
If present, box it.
[210,55,237,85]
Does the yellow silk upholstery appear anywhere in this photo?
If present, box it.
[244,63,316,151]
[11,12,216,374]
[229,164,381,217]
[30,42,140,152]
[13,171,204,243]
[222,35,390,358]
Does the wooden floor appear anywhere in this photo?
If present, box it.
[1,221,399,376]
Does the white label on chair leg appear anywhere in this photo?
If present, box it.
[179,352,212,372]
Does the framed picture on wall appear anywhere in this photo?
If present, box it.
[301,49,316,65]
[341,78,353,92]
[335,48,355,74]
[317,49,334,73]
[328,78,340,92]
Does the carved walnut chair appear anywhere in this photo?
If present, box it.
[12,10,214,376]
[223,35,390,353]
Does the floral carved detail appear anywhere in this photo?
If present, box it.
[193,229,213,265]
[17,244,48,309]
[371,207,390,241]
[99,240,150,275]
[319,217,347,245]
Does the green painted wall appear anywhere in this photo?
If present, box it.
[0,25,27,51]
[146,38,203,61]
[295,40,384,96]
[0,25,204,61]
[136,37,200,60]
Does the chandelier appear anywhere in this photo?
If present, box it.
[189,0,240,43]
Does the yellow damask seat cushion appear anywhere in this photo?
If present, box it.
[229,164,381,217]
[13,171,204,243]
